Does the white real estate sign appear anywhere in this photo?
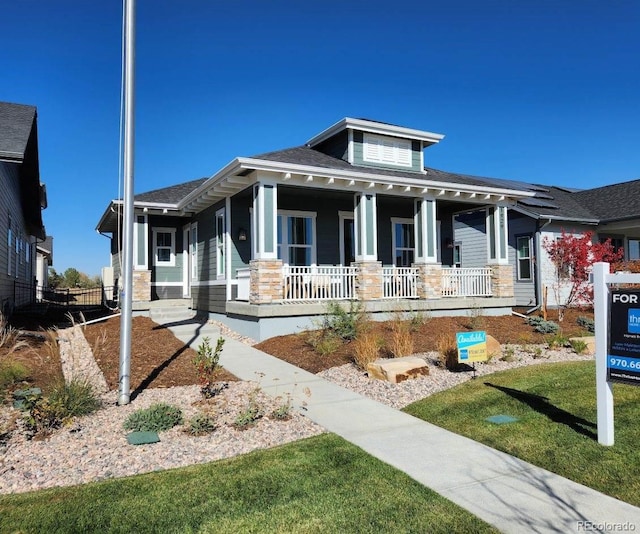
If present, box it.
[592,263,640,446]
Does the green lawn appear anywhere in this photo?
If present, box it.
[404,360,640,506]
[0,434,496,534]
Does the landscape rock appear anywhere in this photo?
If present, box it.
[367,356,430,383]
[486,334,502,359]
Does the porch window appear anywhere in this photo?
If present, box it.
[392,218,415,267]
[363,133,411,167]
[216,209,225,278]
[453,242,462,268]
[629,239,640,260]
[516,235,532,281]
[153,228,175,266]
[277,211,316,266]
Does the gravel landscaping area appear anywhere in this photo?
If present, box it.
[0,321,594,495]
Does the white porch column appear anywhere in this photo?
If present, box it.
[354,192,377,261]
[414,197,437,263]
[252,180,278,260]
[487,204,509,264]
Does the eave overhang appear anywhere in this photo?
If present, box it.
[179,157,537,214]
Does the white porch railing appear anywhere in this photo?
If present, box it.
[283,266,357,301]
[382,266,419,299]
[441,267,492,297]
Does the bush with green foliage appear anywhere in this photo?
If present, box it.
[23,378,100,436]
[577,316,595,333]
[234,388,264,429]
[186,412,217,436]
[0,358,30,394]
[123,403,183,432]
[319,301,364,341]
[192,336,225,398]
[533,320,560,334]
[569,338,589,354]
[546,332,570,349]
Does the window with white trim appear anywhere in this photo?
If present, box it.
[516,235,533,281]
[216,209,225,278]
[190,223,198,280]
[153,228,175,266]
[363,133,412,167]
[277,211,316,266]
[392,218,415,267]
[629,239,640,260]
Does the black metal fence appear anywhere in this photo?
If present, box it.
[12,280,118,313]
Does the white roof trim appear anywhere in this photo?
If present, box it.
[307,117,445,147]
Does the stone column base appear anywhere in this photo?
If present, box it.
[354,261,383,301]
[414,263,442,299]
[489,264,514,297]
[132,270,151,302]
[250,259,283,304]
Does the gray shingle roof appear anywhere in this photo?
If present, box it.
[135,177,208,204]
[573,179,640,222]
[0,102,37,161]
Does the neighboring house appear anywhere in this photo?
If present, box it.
[36,235,54,300]
[454,180,640,309]
[0,102,47,317]
[98,117,541,340]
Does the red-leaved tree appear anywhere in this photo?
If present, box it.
[542,230,623,320]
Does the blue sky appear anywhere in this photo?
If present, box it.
[3,1,639,277]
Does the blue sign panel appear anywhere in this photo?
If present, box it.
[608,290,640,386]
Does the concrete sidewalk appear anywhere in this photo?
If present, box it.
[165,316,640,534]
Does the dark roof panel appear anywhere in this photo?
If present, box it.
[135,177,208,204]
[0,102,37,160]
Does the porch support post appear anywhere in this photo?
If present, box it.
[354,192,377,261]
[487,204,509,265]
[252,180,278,260]
[414,197,437,263]
[414,197,441,299]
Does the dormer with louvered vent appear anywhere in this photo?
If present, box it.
[307,117,444,174]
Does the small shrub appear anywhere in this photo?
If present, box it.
[123,403,183,432]
[533,320,560,334]
[387,320,413,358]
[570,338,589,355]
[436,333,459,370]
[546,332,569,349]
[234,387,264,429]
[500,346,517,362]
[186,412,217,436]
[23,378,100,436]
[0,358,30,393]
[270,394,293,421]
[306,331,343,356]
[193,336,225,398]
[577,316,595,333]
[466,305,485,330]
[320,301,364,341]
[525,315,545,327]
[408,310,430,331]
[532,346,545,359]
[352,331,382,371]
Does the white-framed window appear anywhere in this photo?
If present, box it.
[629,238,640,260]
[391,218,415,267]
[190,223,198,280]
[216,209,225,278]
[363,133,412,167]
[153,228,176,266]
[516,235,533,281]
[453,242,462,268]
[277,210,316,266]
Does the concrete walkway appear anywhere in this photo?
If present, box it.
[163,315,640,534]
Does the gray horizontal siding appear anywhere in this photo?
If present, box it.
[453,210,487,268]
[192,284,227,314]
